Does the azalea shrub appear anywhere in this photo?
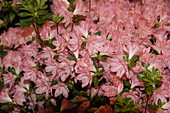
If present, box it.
[0,0,170,113]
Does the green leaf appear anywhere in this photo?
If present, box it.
[36,94,45,99]
[93,61,99,69]
[156,76,163,81]
[142,77,151,82]
[165,23,170,26]
[0,81,4,88]
[116,94,123,103]
[146,86,154,95]
[95,31,101,36]
[18,12,32,17]
[67,54,77,61]
[93,76,99,86]
[38,10,48,16]
[0,105,13,110]
[147,104,157,111]
[81,41,87,47]
[100,55,108,61]
[45,99,51,108]
[155,80,161,85]
[158,99,162,106]
[40,0,47,7]
[36,0,40,5]
[9,13,15,23]
[46,72,52,77]
[133,104,141,109]
[141,62,150,69]
[137,73,145,81]
[95,69,104,76]
[130,55,139,62]
[73,15,83,20]
[51,25,58,28]
[127,99,134,107]
[8,67,17,75]
[65,82,73,89]
[154,23,160,28]
[0,50,7,57]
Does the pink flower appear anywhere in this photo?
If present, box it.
[45,59,59,80]
[63,32,82,52]
[130,74,143,88]
[0,88,13,103]
[3,73,16,89]
[77,73,92,88]
[75,57,95,87]
[109,57,128,78]
[52,0,73,26]
[19,44,38,58]
[2,50,23,75]
[40,47,55,60]
[162,101,170,110]
[52,82,69,98]
[101,85,117,97]
[73,0,87,16]
[0,27,22,48]
[122,90,139,103]
[23,67,38,82]
[35,78,51,99]
[86,35,106,56]
[52,35,66,52]
[123,42,140,60]
[13,92,26,106]
[40,21,57,41]
[58,59,75,82]
[74,21,89,38]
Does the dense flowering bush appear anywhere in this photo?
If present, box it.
[0,0,170,112]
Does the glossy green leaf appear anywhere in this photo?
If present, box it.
[95,31,101,36]
[18,12,32,17]
[130,55,139,62]
[133,104,141,109]
[147,104,157,111]
[146,86,154,95]
[93,76,99,86]
[137,73,145,81]
[127,99,134,107]
[142,77,151,82]
[41,0,47,7]
[67,54,77,61]
[65,82,73,89]
[0,105,13,110]
[38,10,48,16]
[81,41,87,47]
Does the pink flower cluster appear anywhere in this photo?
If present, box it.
[0,0,170,112]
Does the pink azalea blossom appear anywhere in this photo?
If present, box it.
[13,92,26,106]
[101,85,117,97]
[40,21,57,41]
[73,0,87,16]
[58,59,75,82]
[0,88,13,103]
[162,101,170,110]
[45,58,59,80]
[109,57,128,78]
[74,21,89,38]
[122,90,139,104]
[0,27,22,48]
[52,35,66,52]
[3,73,16,89]
[123,42,140,60]
[2,50,23,75]
[52,82,69,98]
[35,78,51,99]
